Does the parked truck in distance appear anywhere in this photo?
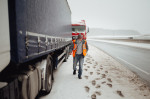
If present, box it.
[0,0,72,99]
[72,20,89,40]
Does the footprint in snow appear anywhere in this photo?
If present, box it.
[84,75,88,79]
[84,68,88,71]
[90,72,93,75]
[100,65,103,67]
[95,78,101,80]
[116,90,124,97]
[87,66,90,68]
[93,66,96,69]
[100,67,103,70]
[107,78,112,82]
[105,71,108,73]
[91,94,96,99]
[101,81,106,84]
[107,83,112,88]
[84,86,90,93]
[102,74,106,78]
[86,60,90,63]
[95,91,101,96]
[86,61,89,63]
[96,72,100,75]
[92,80,96,86]
[95,84,101,88]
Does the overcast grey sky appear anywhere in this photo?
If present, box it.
[67,0,150,34]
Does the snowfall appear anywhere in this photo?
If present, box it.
[40,45,150,99]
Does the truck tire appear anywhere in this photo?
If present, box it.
[45,55,53,94]
[64,47,69,62]
[67,47,69,59]
[63,54,67,62]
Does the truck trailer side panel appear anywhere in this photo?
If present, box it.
[8,0,72,63]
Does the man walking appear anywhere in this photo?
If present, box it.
[70,34,88,79]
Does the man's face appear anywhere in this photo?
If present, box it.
[79,38,82,41]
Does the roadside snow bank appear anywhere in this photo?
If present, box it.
[40,45,150,99]
[88,39,150,50]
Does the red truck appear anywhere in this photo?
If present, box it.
[72,20,89,40]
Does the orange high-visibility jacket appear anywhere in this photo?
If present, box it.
[72,40,87,57]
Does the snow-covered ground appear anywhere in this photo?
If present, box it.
[88,35,150,40]
[88,39,150,50]
[88,36,136,39]
[40,45,150,99]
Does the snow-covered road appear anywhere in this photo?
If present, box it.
[40,45,150,99]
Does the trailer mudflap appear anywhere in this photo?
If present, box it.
[18,68,39,99]
[36,65,42,92]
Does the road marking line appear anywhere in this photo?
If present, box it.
[117,57,149,75]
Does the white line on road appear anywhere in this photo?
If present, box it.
[117,57,150,75]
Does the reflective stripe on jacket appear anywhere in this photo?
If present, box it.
[72,40,87,57]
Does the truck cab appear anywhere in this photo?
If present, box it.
[72,20,89,40]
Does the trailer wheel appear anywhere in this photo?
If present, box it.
[45,55,53,94]
[64,47,69,62]
[67,50,69,59]
[63,54,67,62]
[67,46,69,59]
